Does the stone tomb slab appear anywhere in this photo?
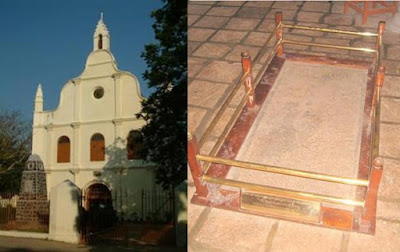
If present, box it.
[227,60,368,200]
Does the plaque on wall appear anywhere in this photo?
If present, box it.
[24,180,33,193]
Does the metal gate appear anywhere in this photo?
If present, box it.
[80,187,174,245]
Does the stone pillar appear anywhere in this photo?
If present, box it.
[48,180,81,244]
[16,154,48,223]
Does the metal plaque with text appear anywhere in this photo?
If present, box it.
[241,190,321,223]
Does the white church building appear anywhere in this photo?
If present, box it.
[31,14,157,219]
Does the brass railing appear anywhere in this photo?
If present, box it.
[198,24,282,150]
[194,19,384,208]
[197,155,369,187]
[202,175,365,207]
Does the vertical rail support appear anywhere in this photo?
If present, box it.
[372,65,384,161]
[372,65,385,108]
[376,65,385,88]
[360,157,383,234]
[275,12,284,56]
[188,132,208,198]
[241,51,256,108]
[373,21,385,72]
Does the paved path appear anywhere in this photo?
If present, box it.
[188,1,400,251]
[0,236,179,252]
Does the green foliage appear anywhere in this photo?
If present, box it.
[0,110,31,192]
[137,0,187,190]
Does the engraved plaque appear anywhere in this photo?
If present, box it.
[241,190,321,223]
[24,180,33,193]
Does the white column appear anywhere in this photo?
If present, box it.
[72,123,81,170]
[113,119,124,163]
[46,126,54,169]
[72,79,81,122]
[113,73,123,119]
[113,73,125,163]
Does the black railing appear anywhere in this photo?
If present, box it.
[141,188,173,223]
[0,192,18,224]
[80,187,175,245]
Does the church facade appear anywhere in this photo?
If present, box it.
[31,15,156,219]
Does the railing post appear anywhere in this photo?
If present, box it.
[372,65,385,109]
[373,21,385,71]
[376,65,385,87]
[275,12,284,56]
[360,157,383,233]
[241,51,256,108]
[187,132,208,198]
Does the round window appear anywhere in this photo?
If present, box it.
[93,87,104,99]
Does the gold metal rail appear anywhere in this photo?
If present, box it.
[282,40,376,53]
[198,25,281,150]
[198,154,369,186]
[202,42,280,172]
[253,24,280,64]
[202,88,251,172]
[372,86,381,163]
[282,24,378,37]
[370,23,384,172]
[202,175,365,207]
[253,38,282,90]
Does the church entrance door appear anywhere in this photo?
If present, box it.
[84,183,115,236]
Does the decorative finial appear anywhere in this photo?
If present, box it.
[36,83,43,97]
[100,11,103,21]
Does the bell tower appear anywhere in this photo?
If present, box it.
[93,12,110,51]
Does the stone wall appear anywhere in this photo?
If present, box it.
[15,198,49,223]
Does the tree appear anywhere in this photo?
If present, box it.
[0,110,31,192]
[136,0,187,190]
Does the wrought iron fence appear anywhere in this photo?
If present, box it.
[81,187,175,245]
[0,192,18,224]
[141,188,173,223]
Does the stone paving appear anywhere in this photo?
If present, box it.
[0,235,178,252]
[188,1,400,251]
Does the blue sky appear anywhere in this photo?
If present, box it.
[0,0,163,121]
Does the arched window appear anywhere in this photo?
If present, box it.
[98,34,103,49]
[90,133,105,161]
[127,130,144,160]
[57,136,70,163]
